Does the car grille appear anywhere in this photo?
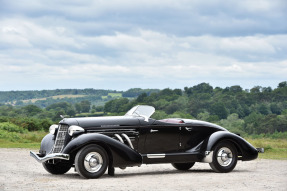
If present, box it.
[52,124,69,153]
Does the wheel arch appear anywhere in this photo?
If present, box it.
[205,131,258,161]
[62,133,142,167]
[73,141,114,167]
[210,138,243,158]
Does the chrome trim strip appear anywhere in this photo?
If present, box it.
[87,129,139,135]
[202,151,213,163]
[30,151,70,163]
[121,133,134,149]
[114,134,124,143]
[147,154,166,159]
[87,129,137,132]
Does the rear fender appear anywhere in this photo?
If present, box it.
[205,131,258,161]
[62,133,142,167]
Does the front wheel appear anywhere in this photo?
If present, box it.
[43,161,72,174]
[209,141,238,173]
[172,162,195,170]
[75,144,108,179]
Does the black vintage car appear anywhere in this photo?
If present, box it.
[30,105,263,179]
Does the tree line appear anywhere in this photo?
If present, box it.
[0,82,286,137]
[103,82,287,136]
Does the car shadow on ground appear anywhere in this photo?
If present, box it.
[40,168,249,180]
[109,169,214,178]
[109,168,248,179]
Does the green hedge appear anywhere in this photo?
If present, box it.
[0,122,27,133]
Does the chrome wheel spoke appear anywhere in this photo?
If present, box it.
[216,147,233,167]
[84,152,103,173]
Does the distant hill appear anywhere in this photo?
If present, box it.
[0,88,160,108]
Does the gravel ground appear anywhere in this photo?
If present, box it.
[1,148,287,191]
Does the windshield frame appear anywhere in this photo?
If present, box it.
[125,105,155,121]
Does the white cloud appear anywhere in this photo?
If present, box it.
[0,0,286,90]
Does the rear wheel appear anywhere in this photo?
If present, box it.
[172,162,195,170]
[75,144,108,179]
[43,161,72,174]
[209,141,238,173]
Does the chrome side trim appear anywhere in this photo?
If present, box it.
[87,129,137,133]
[114,134,124,143]
[202,151,213,163]
[121,133,134,149]
[30,151,70,163]
[147,154,166,159]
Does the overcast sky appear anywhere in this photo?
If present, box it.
[0,0,286,91]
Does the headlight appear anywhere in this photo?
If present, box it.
[49,124,58,135]
[68,125,85,136]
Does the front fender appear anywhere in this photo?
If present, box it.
[39,133,55,155]
[62,133,142,166]
[205,131,258,161]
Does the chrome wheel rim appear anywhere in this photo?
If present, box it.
[216,147,233,167]
[84,152,103,173]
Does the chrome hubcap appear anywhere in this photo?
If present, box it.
[217,147,233,167]
[84,152,103,173]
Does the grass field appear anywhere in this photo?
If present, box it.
[247,138,287,160]
[0,140,41,149]
[21,94,87,103]
[0,131,47,149]
[102,93,122,99]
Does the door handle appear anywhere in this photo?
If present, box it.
[150,129,158,133]
[185,127,192,131]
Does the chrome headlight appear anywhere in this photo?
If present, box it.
[68,125,85,136]
[49,124,58,135]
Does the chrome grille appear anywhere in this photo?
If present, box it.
[52,124,69,153]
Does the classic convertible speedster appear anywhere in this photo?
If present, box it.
[30,105,263,179]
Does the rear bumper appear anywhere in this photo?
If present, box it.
[256,148,264,153]
[30,151,70,163]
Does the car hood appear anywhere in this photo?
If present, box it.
[59,116,140,129]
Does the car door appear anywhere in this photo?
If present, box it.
[179,125,210,151]
[143,125,180,154]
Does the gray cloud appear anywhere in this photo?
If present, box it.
[0,0,286,90]
[2,0,286,36]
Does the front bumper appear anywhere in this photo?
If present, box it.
[30,151,70,163]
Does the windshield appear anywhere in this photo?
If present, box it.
[125,105,155,119]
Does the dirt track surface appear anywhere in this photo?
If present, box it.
[1,148,287,191]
